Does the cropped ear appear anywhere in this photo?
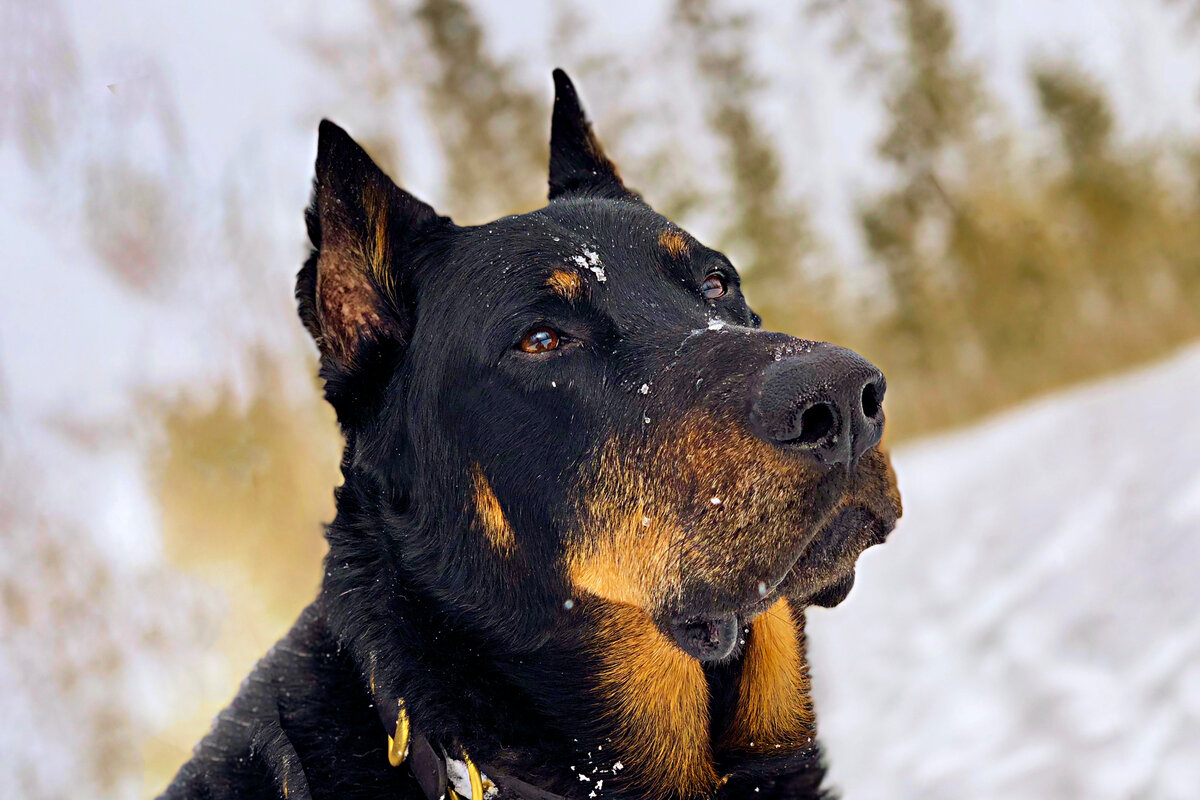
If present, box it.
[548,69,637,201]
[297,120,445,372]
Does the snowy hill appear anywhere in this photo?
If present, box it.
[808,344,1200,800]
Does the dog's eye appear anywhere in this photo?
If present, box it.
[519,327,560,354]
[701,274,727,300]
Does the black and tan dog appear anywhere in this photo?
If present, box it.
[160,70,900,800]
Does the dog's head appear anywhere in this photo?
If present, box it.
[299,71,900,667]
[302,70,901,795]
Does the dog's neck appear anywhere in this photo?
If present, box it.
[319,474,825,799]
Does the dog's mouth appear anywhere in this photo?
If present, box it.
[786,504,896,608]
[663,503,897,662]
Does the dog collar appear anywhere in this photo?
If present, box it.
[384,698,572,800]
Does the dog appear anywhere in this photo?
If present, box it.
[159,70,901,800]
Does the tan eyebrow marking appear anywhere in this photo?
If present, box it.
[546,269,584,300]
[658,229,690,259]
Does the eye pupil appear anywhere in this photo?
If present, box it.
[520,327,560,353]
[702,275,727,299]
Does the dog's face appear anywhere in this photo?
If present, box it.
[299,73,900,666]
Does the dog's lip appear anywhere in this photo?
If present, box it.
[783,504,898,606]
[870,509,900,543]
[735,580,786,621]
[667,570,790,631]
[806,571,856,607]
[804,503,898,559]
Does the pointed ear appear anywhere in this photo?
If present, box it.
[297,120,444,371]
[548,69,637,201]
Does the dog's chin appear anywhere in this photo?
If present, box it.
[659,581,781,663]
[666,613,743,663]
[662,570,851,661]
[805,572,856,608]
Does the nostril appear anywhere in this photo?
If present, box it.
[750,346,886,465]
[861,380,883,419]
[791,402,836,445]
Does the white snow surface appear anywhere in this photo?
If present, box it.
[573,247,607,283]
[808,344,1200,800]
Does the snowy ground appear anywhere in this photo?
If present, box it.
[808,344,1200,800]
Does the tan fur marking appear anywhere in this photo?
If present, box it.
[315,247,385,368]
[471,464,515,554]
[563,410,898,794]
[659,229,690,259]
[546,269,583,300]
[565,414,829,612]
[720,598,815,752]
[568,504,678,608]
[362,183,394,298]
[592,603,718,797]
[312,182,396,367]
[566,434,687,610]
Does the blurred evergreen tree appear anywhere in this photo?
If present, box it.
[301,0,1200,437]
[853,0,1200,434]
[413,0,547,220]
[673,0,836,339]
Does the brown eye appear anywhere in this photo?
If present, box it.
[520,327,560,354]
[702,274,727,300]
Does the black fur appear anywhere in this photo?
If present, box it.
[160,71,900,800]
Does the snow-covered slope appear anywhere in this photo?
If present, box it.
[808,344,1200,800]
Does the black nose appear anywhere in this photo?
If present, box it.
[750,343,886,467]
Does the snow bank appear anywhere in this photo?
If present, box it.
[809,343,1200,800]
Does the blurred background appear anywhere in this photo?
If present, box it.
[2,0,1199,797]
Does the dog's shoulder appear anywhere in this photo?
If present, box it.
[158,603,418,800]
